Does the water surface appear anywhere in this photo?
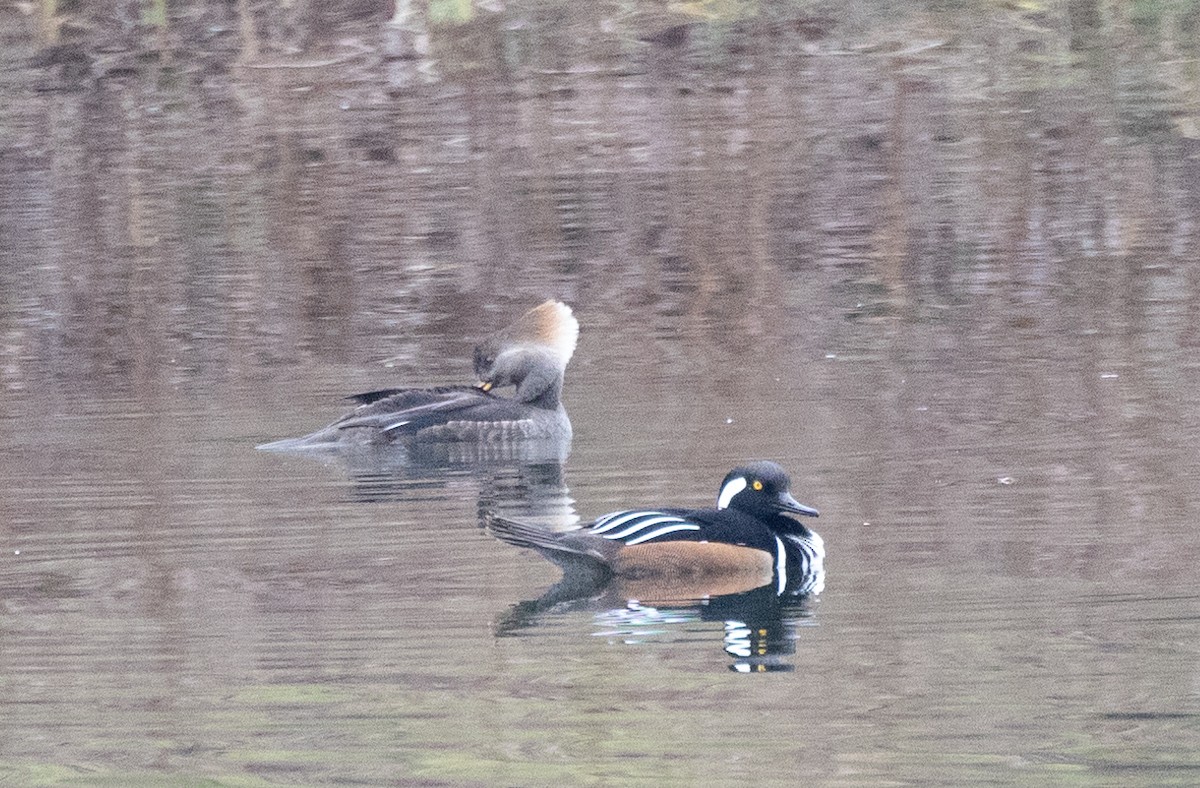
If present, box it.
[2,2,1200,785]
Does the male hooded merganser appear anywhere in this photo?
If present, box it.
[487,461,824,596]
[258,300,579,450]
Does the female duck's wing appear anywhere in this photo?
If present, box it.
[334,386,500,433]
[344,388,414,406]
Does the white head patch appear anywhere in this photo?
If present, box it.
[717,476,748,510]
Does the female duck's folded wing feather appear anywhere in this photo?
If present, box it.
[344,388,414,406]
[333,386,492,432]
[338,390,554,436]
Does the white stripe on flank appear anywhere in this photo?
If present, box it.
[603,515,691,541]
[775,535,788,595]
[590,510,663,534]
[623,523,701,546]
[716,477,747,510]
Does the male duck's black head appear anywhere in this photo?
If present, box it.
[716,461,820,520]
[473,300,579,408]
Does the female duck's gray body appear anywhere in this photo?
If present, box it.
[258,300,578,450]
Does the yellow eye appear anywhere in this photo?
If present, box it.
[752,480,763,491]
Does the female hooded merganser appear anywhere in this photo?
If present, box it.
[487,461,824,596]
[258,300,579,450]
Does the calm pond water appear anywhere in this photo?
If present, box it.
[3,2,1200,785]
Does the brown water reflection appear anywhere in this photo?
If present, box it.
[2,2,1200,785]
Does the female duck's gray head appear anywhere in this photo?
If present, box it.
[473,300,579,407]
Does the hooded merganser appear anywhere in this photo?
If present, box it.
[487,461,824,596]
[258,300,579,450]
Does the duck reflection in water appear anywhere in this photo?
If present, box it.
[257,300,578,455]
[486,462,824,672]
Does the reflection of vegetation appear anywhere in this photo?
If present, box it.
[231,684,353,705]
[1129,0,1200,35]
[38,0,59,43]
[668,0,757,20]
[141,0,168,27]
[0,760,276,786]
[430,0,474,25]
